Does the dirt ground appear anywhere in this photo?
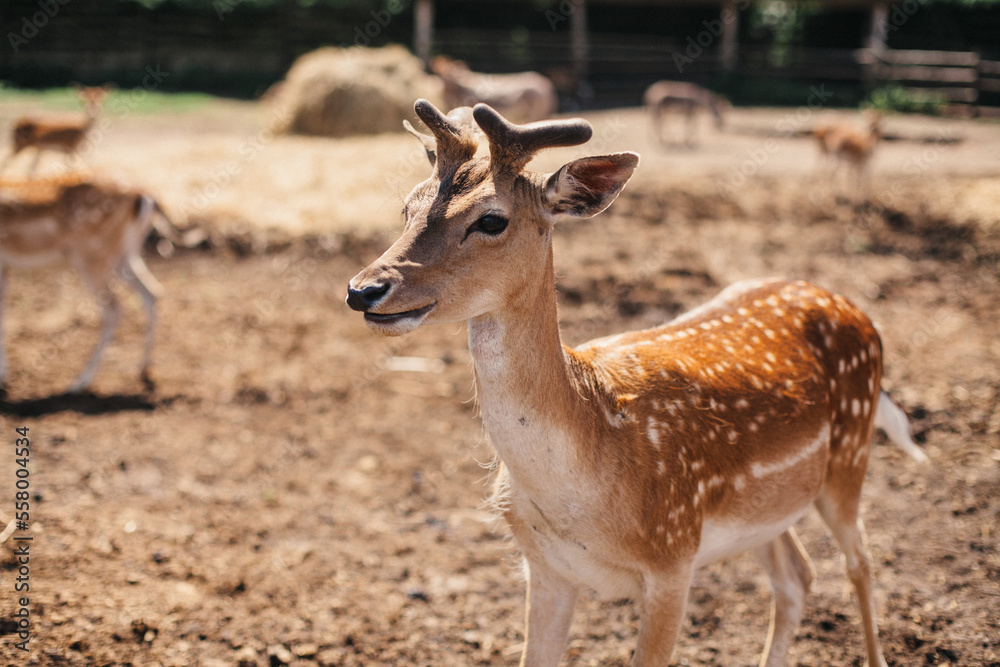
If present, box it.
[0,98,998,666]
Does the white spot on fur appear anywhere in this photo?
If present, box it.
[647,418,662,446]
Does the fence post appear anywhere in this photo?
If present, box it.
[571,0,592,107]
[721,0,739,73]
[863,0,889,89]
[414,0,434,68]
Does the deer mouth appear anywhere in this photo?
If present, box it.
[364,302,436,331]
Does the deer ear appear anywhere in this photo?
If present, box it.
[403,119,437,166]
[544,152,639,218]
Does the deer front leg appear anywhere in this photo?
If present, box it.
[520,557,578,667]
[631,561,693,666]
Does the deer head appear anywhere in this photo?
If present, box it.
[74,84,111,119]
[346,99,639,335]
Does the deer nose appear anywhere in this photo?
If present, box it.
[346,282,390,311]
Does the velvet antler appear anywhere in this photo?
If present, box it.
[407,99,478,176]
[472,103,593,173]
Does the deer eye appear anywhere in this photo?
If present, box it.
[473,213,509,236]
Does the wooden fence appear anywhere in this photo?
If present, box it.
[436,30,1000,112]
[863,48,1000,111]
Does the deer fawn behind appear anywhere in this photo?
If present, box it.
[1,85,110,176]
[813,110,882,201]
[0,173,200,393]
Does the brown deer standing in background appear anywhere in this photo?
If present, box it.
[347,99,925,666]
[643,81,730,147]
[1,85,110,176]
[430,56,557,123]
[813,110,882,201]
[0,173,201,393]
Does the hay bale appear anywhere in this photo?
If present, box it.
[273,45,443,137]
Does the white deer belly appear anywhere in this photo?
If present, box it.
[694,509,809,568]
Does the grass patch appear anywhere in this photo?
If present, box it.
[0,83,215,115]
[867,84,947,115]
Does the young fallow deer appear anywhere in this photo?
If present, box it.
[0,173,198,393]
[431,56,558,124]
[347,99,926,667]
[1,85,110,176]
[643,81,729,147]
[813,110,882,201]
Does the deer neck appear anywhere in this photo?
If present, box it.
[467,243,584,484]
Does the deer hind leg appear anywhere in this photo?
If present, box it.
[754,527,815,667]
[684,106,697,146]
[631,562,693,667]
[26,148,43,177]
[119,253,162,385]
[68,271,122,394]
[519,558,578,667]
[649,105,665,146]
[814,491,888,667]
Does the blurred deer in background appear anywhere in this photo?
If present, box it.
[1,85,110,176]
[0,173,202,393]
[430,56,557,123]
[347,99,925,667]
[813,110,882,202]
[643,81,730,147]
